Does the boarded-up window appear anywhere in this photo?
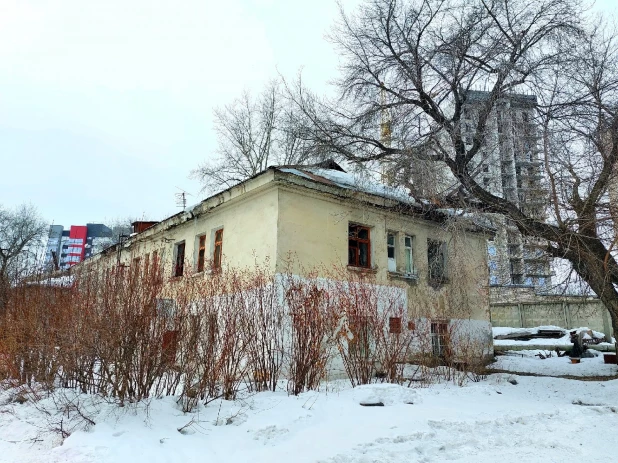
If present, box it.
[144,253,150,276]
[213,229,223,270]
[348,224,371,268]
[389,317,402,334]
[407,320,416,331]
[162,330,179,364]
[197,235,206,272]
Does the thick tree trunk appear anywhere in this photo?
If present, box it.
[610,161,618,244]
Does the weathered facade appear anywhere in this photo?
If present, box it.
[82,163,494,355]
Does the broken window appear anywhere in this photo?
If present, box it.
[197,235,206,272]
[173,242,185,277]
[431,321,449,357]
[348,224,371,268]
[404,235,414,274]
[387,232,396,272]
[213,229,223,270]
[427,240,447,281]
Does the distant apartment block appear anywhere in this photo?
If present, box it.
[44,223,113,270]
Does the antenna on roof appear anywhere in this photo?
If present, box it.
[175,187,192,211]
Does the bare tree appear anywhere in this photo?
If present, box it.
[0,203,46,314]
[287,0,618,341]
[192,81,318,193]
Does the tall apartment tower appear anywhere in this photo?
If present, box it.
[462,90,552,288]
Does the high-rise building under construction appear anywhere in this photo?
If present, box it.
[462,90,552,288]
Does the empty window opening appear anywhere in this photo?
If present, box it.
[427,240,447,281]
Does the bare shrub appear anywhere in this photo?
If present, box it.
[330,268,409,387]
[242,261,286,393]
[282,270,341,395]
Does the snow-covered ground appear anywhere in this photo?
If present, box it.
[1,327,616,463]
[2,355,618,463]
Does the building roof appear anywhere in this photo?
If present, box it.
[276,161,418,206]
[90,159,494,260]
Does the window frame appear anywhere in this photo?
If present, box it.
[387,232,397,272]
[132,256,141,276]
[197,235,206,272]
[213,228,223,270]
[348,224,371,269]
[173,241,186,277]
[404,235,415,275]
[430,320,449,358]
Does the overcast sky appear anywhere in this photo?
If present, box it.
[0,0,616,228]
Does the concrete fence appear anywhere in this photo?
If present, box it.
[489,299,613,339]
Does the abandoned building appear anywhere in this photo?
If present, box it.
[79,160,495,357]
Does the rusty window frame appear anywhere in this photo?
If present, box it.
[197,235,206,272]
[174,242,185,277]
[348,224,371,268]
[213,229,223,270]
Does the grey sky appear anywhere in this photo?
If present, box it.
[0,0,615,227]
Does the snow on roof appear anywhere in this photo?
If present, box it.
[278,164,494,233]
[279,165,419,206]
